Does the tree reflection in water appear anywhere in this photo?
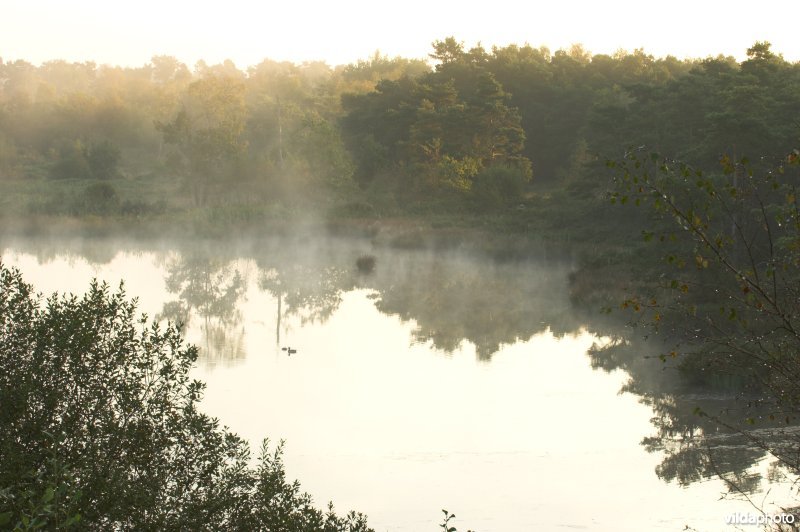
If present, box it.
[251,244,581,361]
[588,337,799,503]
[259,264,354,327]
[26,234,789,505]
[159,253,247,366]
[366,253,576,361]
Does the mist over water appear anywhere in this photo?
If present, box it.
[2,231,796,530]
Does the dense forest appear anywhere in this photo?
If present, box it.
[1,38,797,218]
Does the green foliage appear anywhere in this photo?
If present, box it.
[290,114,355,186]
[85,141,121,180]
[438,509,474,532]
[341,43,532,193]
[0,265,372,531]
[589,45,798,169]
[0,134,21,179]
[0,449,83,531]
[341,37,794,189]
[49,141,121,181]
[75,182,120,214]
[471,164,530,210]
[49,142,91,180]
[157,75,248,205]
[610,147,800,478]
[430,37,466,66]
[340,52,430,87]
[436,155,481,191]
[2,40,799,224]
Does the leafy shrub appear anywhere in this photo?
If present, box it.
[50,141,121,181]
[471,164,530,211]
[436,155,481,191]
[50,143,92,180]
[70,182,120,215]
[0,265,372,531]
[86,141,121,180]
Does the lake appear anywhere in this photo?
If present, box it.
[1,232,794,531]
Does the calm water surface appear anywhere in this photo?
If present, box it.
[1,234,794,531]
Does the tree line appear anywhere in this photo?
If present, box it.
[1,39,797,211]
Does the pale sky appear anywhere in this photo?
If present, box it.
[2,0,797,68]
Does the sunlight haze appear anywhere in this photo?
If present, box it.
[2,0,797,67]
[2,0,800,528]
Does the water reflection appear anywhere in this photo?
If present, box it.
[1,233,797,525]
[259,264,352,326]
[589,337,799,501]
[252,244,581,361]
[368,255,576,360]
[159,254,247,365]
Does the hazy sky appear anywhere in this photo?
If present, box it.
[2,0,797,68]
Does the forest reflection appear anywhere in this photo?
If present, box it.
[2,233,795,501]
[148,237,798,500]
[186,241,579,361]
[588,338,798,498]
[159,253,247,364]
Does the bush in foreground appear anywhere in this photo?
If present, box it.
[0,264,371,531]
